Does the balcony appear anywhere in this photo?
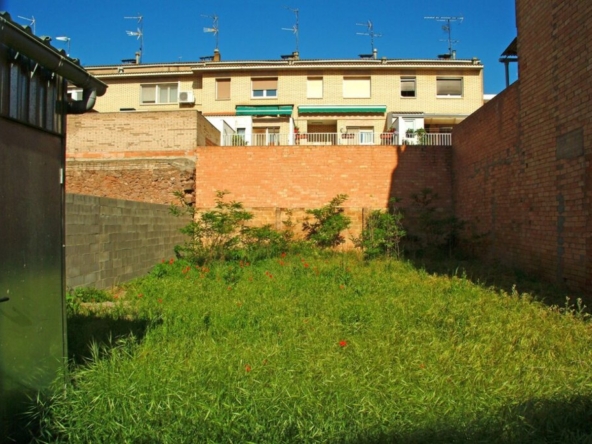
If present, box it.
[222,132,452,147]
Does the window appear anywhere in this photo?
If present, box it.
[436,78,463,97]
[307,77,323,98]
[140,83,178,104]
[401,77,416,97]
[343,76,371,98]
[252,78,278,98]
[216,78,230,100]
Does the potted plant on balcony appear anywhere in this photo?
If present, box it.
[415,128,427,144]
[405,128,415,138]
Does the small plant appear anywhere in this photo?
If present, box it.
[302,194,351,248]
[171,190,254,264]
[415,127,427,144]
[66,287,113,315]
[405,188,465,257]
[353,199,406,259]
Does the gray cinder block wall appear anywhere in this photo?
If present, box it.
[65,194,189,289]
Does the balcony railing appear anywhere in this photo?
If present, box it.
[222,132,451,147]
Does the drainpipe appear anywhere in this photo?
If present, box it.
[0,12,107,113]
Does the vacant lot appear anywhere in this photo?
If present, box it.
[36,253,592,443]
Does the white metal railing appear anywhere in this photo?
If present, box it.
[221,132,451,146]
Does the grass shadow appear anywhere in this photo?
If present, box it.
[352,394,592,443]
[67,312,155,365]
[405,254,589,310]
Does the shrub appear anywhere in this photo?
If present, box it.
[353,200,406,259]
[404,188,465,257]
[302,194,351,248]
[172,191,298,264]
[171,190,254,264]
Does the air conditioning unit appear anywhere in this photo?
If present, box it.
[68,89,83,101]
[178,91,195,104]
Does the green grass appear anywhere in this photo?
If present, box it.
[34,253,592,443]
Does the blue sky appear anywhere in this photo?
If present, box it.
[4,0,517,94]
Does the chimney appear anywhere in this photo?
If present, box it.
[292,51,299,60]
[451,50,456,60]
[373,48,377,59]
[213,49,221,62]
[135,51,141,64]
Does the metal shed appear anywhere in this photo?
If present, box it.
[0,12,106,441]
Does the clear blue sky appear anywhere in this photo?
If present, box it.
[4,0,517,94]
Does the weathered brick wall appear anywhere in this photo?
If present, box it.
[453,0,591,294]
[66,110,220,204]
[65,194,189,289]
[67,159,195,206]
[195,144,453,240]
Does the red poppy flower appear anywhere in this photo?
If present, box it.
[339,340,347,347]
[245,364,252,372]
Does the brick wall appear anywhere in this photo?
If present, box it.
[65,194,189,289]
[67,110,218,154]
[66,110,220,204]
[195,144,453,241]
[67,159,195,206]
[453,0,591,294]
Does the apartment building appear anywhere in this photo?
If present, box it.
[81,51,484,146]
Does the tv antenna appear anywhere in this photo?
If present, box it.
[125,14,144,63]
[55,36,71,56]
[17,15,36,34]
[202,14,219,51]
[424,16,463,57]
[356,20,382,53]
[281,7,300,53]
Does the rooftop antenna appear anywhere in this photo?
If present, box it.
[55,36,71,56]
[125,14,144,63]
[424,16,463,57]
[202,14,219,51]
[17,15,36,34]
[356,20,382,54]
[281,7,300,53]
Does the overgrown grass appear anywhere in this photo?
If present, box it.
[33,254,592,443]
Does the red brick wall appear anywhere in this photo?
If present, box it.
[453,0,591,294]
[195,144,453,241]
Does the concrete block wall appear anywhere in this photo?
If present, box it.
[65,194,189,289]
[452,0,591,294]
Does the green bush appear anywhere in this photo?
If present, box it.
[302,194,351,248]
[171,190,254,264]
[353,201,406,259]
[405,188,465,257]
[172,191,296,264]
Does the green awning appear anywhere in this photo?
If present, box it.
[236,105,293,116]
[298,105,387,114]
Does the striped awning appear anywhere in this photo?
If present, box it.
[236,105,293,116]
[298,105,387,114]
